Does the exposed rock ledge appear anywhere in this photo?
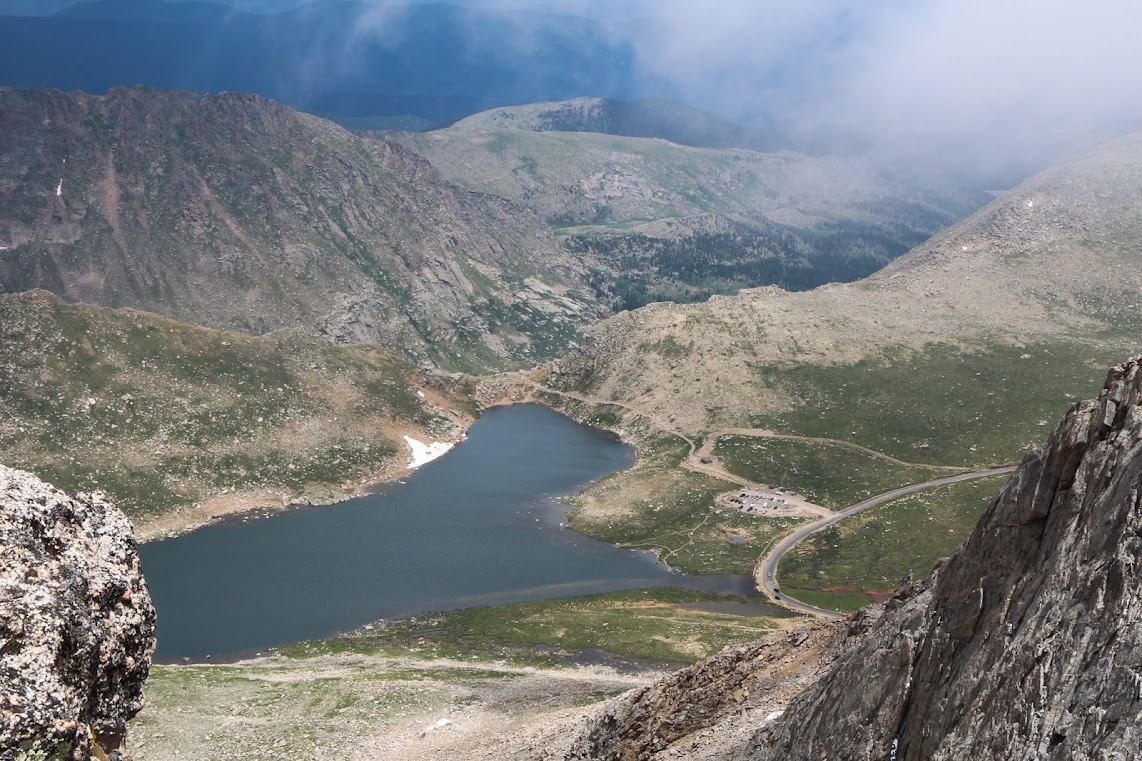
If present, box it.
[568,356,1142,760]
[0,466,156,761]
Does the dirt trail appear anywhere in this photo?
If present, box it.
[511,383,834,518]
[695,428,966,472]
[517,381,961,482]
[517,380,697,450]
[505,379,1015,615]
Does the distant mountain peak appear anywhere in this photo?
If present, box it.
[446,96,787,152]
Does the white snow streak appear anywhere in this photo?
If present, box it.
[403,435,454,469]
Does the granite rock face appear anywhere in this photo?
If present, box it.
[571,356,1142,760]
[0,466,156,760]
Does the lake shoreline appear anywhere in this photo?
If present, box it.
[135,391,635,545]
[139,405,719,660]
[135,431,469,544]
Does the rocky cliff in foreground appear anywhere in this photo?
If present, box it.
[569,356,1142,759]
[0,466,155,760]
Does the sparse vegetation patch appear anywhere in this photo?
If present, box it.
[0,292,465,531]
[750,342,1125,467]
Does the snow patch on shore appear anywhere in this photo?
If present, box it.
[404,435,453,469]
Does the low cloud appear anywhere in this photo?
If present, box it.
[816,0,1142,177]
[605,0,1142,178]
[249,0,1142,179]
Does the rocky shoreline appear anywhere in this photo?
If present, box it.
[134,427,471,543]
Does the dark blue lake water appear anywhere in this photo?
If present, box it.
[139,405,759,662]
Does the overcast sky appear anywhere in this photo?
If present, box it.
[6,0,1141,179]
[339,0,1142,179]
[554,0,1142,178]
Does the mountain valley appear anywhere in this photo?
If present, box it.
[540,127,1142,444]
[474,128,1142,608]
[391,110,987,307]
[0,85,1007,532]
[2,74,1142,760]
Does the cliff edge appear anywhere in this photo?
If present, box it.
[571,356,1142,760]
[0,466,156,760]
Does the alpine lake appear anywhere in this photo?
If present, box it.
[140,405,765,661]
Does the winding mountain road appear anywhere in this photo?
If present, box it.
[513,379,963,488]
[502,377,1018,617]
[756,466,1017,618]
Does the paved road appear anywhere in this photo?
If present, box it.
[510,378,1018,619]
[756,466,1018,618]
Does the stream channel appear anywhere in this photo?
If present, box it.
[140,405,763,662]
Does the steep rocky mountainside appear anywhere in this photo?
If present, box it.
[567,357,1142,760]
[0,465,155,760]
[540,130,1142,461]
[0,86,600,372]
[562,213,909,309]
[445,96,787,153]
[0,289,468,534]
[389,121,986,306]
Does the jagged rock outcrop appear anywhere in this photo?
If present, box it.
[570,356,1142,759]
[566,620,847,760]
[0,466,156,760]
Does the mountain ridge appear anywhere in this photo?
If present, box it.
[444,96,787,153]
[0,85,600,372]
[542,127,1142,444]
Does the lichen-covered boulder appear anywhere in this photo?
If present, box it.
[0,466,156,760]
